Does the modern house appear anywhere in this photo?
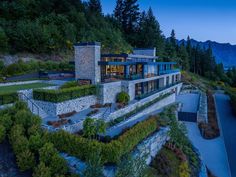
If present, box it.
[74,42,182,104]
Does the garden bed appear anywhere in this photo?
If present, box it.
[198,91,220,139]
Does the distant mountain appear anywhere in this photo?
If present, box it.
[178,39,236,67]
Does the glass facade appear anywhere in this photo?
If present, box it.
[135,79,160,98]
[100,55,179,83]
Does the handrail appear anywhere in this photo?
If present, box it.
[18,92,40,116]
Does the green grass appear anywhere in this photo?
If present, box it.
[0,82,54,94]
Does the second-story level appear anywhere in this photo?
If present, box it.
[99,48,179,83]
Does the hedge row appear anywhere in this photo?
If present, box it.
[46,116,159,164]
[33,85,96,103]
[0,92,18,105]
[109,93,172,127]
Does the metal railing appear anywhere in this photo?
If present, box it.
[19,92,40,116]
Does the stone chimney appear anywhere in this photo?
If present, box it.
[74,42,101,84]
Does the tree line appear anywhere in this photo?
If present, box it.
[1,0,235,85]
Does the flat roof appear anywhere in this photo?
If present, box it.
[101,53,128,58]
[98,61,177,66]
[74,42,101,46]
[128,54,158,59]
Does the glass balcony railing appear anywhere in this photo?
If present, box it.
[135,81,181,100]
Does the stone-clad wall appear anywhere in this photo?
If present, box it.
[74,43,101,84]
[35,95,97,116]
[100,81,122,104]
[134,127,169,165]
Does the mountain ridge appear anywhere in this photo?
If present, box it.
[177,39,236,67]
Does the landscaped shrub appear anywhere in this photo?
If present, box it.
[151,148,179,177]
[33,85,97,102]
[179,162,191,177]
[46,115,159,164]
[0,102,70,175]
[0,92,18,105]
[116,91,130,105]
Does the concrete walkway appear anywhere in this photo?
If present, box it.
[215,93,236,177]
[185,122,231,177]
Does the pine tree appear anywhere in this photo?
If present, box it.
[177,43,189,71]
[137,8,164,54]
[122,0,140,35]
[114,0,124,25]
[170,29,177,48]
[88,0,102,15]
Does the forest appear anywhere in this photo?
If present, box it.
[1,0,236,86]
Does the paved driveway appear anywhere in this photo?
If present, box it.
[215,93,236,177]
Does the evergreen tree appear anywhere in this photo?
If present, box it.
[186,36,192,57]
[88,0,102,15]
[114,0,124,25]
[177,42,189,71]
[137,8,164,55]
[121,0,140,44]
[170,29,177,48]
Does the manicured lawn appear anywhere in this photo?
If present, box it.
[0,82,54,94]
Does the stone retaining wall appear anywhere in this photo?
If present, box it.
[133,127,170,165]
[35,95,97,116]
[197,92,208,123]
[61,127,170,177]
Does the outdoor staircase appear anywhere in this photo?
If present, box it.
[18,92,49,119]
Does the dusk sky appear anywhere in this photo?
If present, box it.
[101,0,236,45]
